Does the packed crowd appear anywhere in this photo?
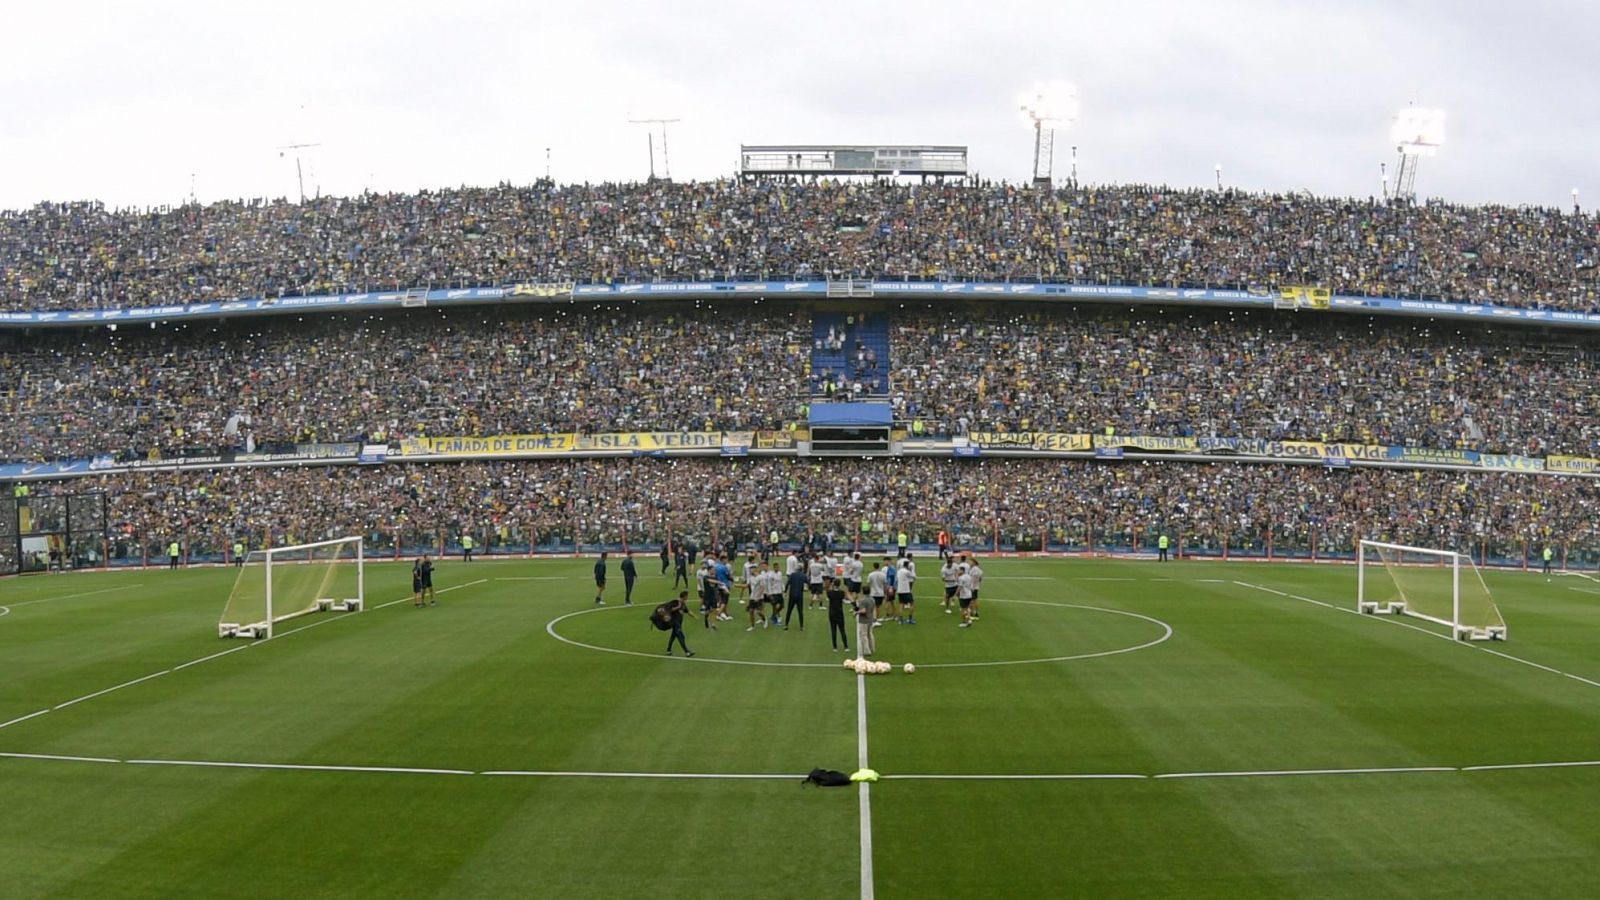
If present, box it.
[2,179,1597,312]
[4,302,1593,464]
[891,307,1600,456]
[0,304,810,461]
[59,457,1600,561]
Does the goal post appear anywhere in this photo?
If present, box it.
[219,536,365,638]
[1357,540,1506,641]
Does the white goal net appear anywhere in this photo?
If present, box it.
[219,537,365,638]
[1358,540,1506,640]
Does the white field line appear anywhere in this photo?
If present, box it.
[857,668,875,900]
[2,584,143,611]
[1155,766,1457,780]
[481,770,799,780]
[53,670,172,711]
[492,576,571,581]
[1,582,144,608]
[126,758,475,776]
[1461,760,1600,772]
[545,600,1173,670]
[883,773,1145,781]
[9,752,1600,783]
[0,751,121,763]
[171,645,251,671]
[0,710,50,729]
[981,576,1050,581]
[0,607,8,618]
[0,579,489,732]
[1232,580,1600,687]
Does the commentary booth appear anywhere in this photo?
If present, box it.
[808,403,893,455]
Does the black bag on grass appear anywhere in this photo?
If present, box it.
[802,768,852,787]
[649,604,674,631]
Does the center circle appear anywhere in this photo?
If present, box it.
[544,599,1173,669]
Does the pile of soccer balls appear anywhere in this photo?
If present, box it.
[844,658,915,675]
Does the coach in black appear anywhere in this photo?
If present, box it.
[825,576,849,652]
[594,552,608,605]
[621,551,638,606]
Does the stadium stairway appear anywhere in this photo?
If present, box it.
[810,311,890,397]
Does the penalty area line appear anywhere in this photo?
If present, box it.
[3,579,491,732]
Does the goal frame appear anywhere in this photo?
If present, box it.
[220,536,365,639]
[1357,539,1505,641]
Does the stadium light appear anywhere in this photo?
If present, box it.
[1389,105,1445,203]
[1018,81,1079,187]
[1214,162,1223,190]
[1391,107,1446,156]
[1573,188,1581,214]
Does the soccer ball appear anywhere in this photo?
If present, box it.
[852,659,869,674]
[903,663,915,674]
[875,661,891,675]
[842,658,856,669]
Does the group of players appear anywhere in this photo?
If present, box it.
[687,546,988,643]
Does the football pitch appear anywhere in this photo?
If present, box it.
[5,557,1600,899]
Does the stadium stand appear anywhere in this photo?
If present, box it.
[3,180,1599,574]
[1,303,1593,464]
[889,306,1600,455]
[34,459,1600,568]
[1,181,1596,313]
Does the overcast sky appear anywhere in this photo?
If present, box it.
[2,0,1593,211]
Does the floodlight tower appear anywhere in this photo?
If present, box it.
[1388,106,1445,203]
[628,117,681,181]
[277,142,321,203]
[1018,82,1079,188]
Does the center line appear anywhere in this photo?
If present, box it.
[857,667,874,900]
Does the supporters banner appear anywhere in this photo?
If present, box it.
[1197,437,1331,459]
[405,434,577,456]
[969,432,1092,452]
[755,431,797,450]
[1094,434,1199,453]
[403,433,724,455]
[1386,447,1480,466]
[573,432,723,451]
[505,282,576,298]
[1478,454,1545,472]
[1546,455,1600,474]
[722,431,755,449]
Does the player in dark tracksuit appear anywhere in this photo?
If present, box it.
[621,552,638,606]
[594,552,608,605]
[673,549,689,588]
[662,592,694,657]
[826,577,849,651]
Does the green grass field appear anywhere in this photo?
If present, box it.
[5,556,1600,899]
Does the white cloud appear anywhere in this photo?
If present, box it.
[0,0,1593,209]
